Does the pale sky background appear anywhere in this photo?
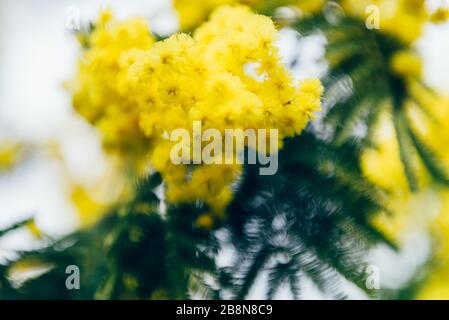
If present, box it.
[1,0,449,299]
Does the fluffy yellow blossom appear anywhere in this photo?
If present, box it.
[128,5,321,213]
[72,7,322,215]
[70,10,155,162]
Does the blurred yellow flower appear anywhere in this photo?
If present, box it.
[409,87,449,173]
[361,113,412,193]
[430,6,449,24]
[70,185,108,227]
[66,161,130,226]
[0,141,22,172]
[69,10,155,164]
[361,86,449,298]
[133,6,321,213]
[417,191,449,300]
[390,50,422,79]
[340,0,447,45]
[406,92,449,299]
[361,111,432,241]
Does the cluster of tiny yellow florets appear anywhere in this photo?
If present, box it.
[71,11,155,161]
[71,6,322,216]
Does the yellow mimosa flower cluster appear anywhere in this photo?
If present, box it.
[71,11,155,163]
[71,6,322,216]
